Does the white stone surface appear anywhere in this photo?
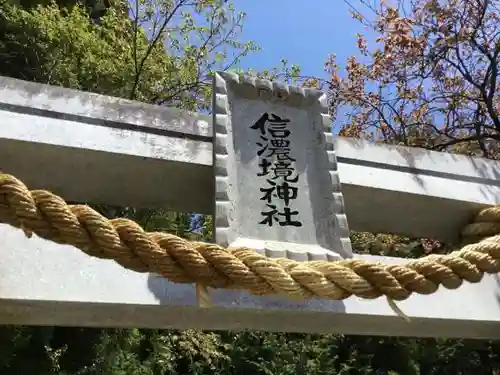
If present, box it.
[1,224,500,339]
[212,72,352,261]
[0,75,211,137]
[0,109,213,213]
[335,137,500,242]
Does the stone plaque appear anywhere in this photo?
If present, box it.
[212,72,352,261]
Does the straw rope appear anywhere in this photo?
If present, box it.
[1,173,500,306]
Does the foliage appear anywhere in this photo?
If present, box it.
[229,58,302,84]
[0,0,258,109]
[328,0,500,158]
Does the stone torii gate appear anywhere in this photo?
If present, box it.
[1,72,500,339]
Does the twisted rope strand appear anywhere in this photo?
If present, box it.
[1,173,500,301]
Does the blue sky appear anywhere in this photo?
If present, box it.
[225,0,376,135]
[231,0,367,81]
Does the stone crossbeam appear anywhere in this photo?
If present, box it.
[335,137,500,242]
[0,225,499,339]
[0,76,213,214]
[1,76,499,242]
